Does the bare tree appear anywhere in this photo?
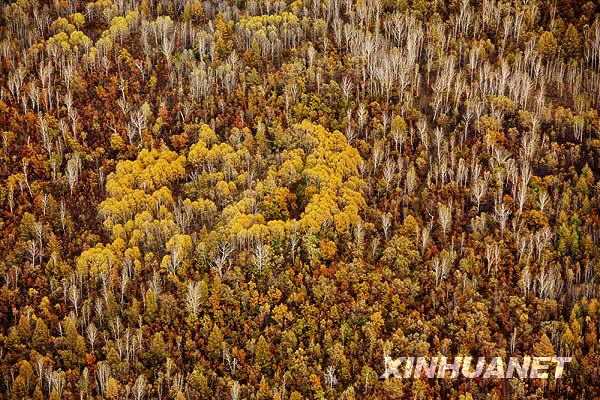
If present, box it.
[130,108,146,143]
[471,178,487,211]
[433,254,450,287]
[381,212,392,240]
[357,103,367,138]
[494,200,511,237]
[27,240,38,268]
[538,190,549,212]
[421,225,431,254]
[231,381,241,400]
[65,155,81,195]
[405,164,417,194]
[167,248,181,275]
[325,366,338,390]
[96,362,111,397]
[87,323,97,352]
[69,284,80,316]
[186,281,202,318]
[211,241,234,278]
[133,374,146,400]
[485,243,500,275]
[252,242,270,274]
[342,76,353,101]
[438,202,452,238]
[383,160,395,189]
[516,163,531,214]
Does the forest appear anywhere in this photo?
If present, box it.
[1,0,600,398]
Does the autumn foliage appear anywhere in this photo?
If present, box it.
[1,0,600,399]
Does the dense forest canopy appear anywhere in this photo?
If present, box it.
[1,0,600,398]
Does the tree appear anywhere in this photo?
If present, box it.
[534,333,555,357]
[11,375,28,400]
[382,233,420,276]
[105,377,121,400]
[563,24,582,59]
[32,317,50,350]
[208,325,224,359]
[438,202,452,238]
[186,281,205,320]
[0,1,598,398]
[147,332,167,366]
[391,115,408,152]
[537,31,558,59]
[255,335,271,370]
